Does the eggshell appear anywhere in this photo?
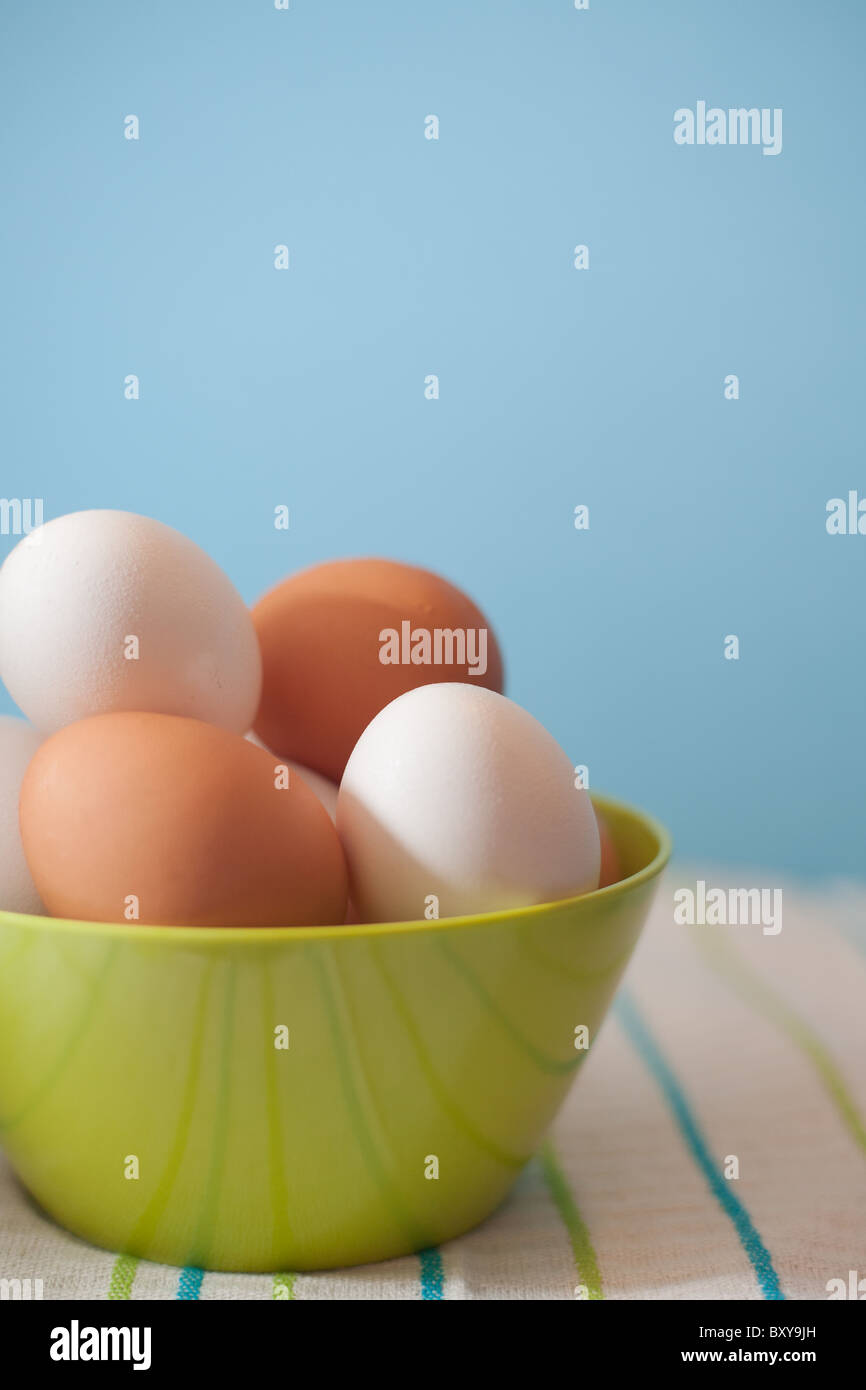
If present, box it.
[285,760,339,824]
[0,510,261,735]
[596,808,623,888]
[337,684,599,922]
[245,734,338,825]
[252,558,504,782]
[0,715,43,913]
[20,713,347,928]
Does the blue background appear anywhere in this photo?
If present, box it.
[1,1,863,878]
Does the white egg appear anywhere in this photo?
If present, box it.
[337,683,600,922]
[0,715,43,914]
[0,511,261,734]
[244,734,338,824]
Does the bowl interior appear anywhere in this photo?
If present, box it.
[593,791,670,883]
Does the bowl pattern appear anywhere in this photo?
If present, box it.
[0,794,670,1271]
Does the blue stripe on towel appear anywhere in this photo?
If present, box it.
[419,1247,444,1299]
[617,990,784,1301]
[177,1266,205,1300]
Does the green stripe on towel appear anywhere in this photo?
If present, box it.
[107,1254,139,1300]
[539,1141,603,1299]
[695,930,866,1159]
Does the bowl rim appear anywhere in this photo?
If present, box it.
[0,792,672,947]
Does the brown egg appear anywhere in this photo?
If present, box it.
[252,558,505,781]
[596,808,623,888]
[19,712,348,928]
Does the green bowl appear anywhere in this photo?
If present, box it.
[0,793,670,1272]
